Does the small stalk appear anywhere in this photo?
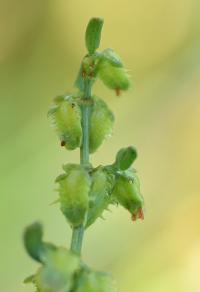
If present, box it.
[70,77,92,255]
[70,225,84,254]
[80,78,92,166]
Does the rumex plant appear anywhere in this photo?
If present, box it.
[23,18,144,292]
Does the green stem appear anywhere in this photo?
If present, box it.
[70,225,84,254]
[70,77,92,255]
[80,78,92,165]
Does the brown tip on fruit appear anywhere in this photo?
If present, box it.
[138,208,144,220]
[61,141,66,147]
[132,213,137,221]
[115,88,121,96]
[132,208,144,222]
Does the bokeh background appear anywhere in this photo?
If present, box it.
[1,0,200,291]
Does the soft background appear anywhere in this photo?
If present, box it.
[0,0,200,291]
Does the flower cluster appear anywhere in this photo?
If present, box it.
[24,223,116,292]
[55,145,144,229]
[24,17,144,292]
[48,95,114,153]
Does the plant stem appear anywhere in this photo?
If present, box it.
[80,78,92,166]
[70,77,92,255]
[70,225,84,254]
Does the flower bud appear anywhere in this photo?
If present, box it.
[89,96,114,153]
[85,18,104,55]
[56,164,91,227]
[98,60,131,95]
[23,222,43,263]
[114,146,137,171]
[86,167,115,228]
[35,247,80,292]
[112,171,144,221]
[23,222,57,264]
[48,95,82,150]
[74,270,117,292]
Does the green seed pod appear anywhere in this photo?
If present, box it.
[74,270,117,292]
[56,164,91,227]
[89,96,114,153]
[35,247,80,292]
[98,60,131,95]
[112,171,144,221]
[100,48,123,67]
[86,167,115,228]
[48,95,82,150]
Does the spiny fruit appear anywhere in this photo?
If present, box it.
[35,247,80,292]
[48,95,82,150]
[56,164,91,227]
[48,94,114,154]
[111,170,144,221]
[98,60,131,95]
[86,167,114,227]
[89,96,114,153]
[74,270,117,292]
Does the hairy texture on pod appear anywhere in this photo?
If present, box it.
[48,95,82,150]
[74,270,117,292]
[98,60,131,95]
[112,171,144,221]
[86,168,115,228]
[56,164,91,227]
[35,247,80,292]
[89,96,114,153]
[100,48,123,67]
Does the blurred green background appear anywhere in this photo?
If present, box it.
[0,0,200,291]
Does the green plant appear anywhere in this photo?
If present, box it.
[23,18,144,292]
